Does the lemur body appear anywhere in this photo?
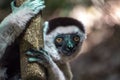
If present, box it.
[0,0,45,79]
[0,0,86,79]
[26,17,86,80]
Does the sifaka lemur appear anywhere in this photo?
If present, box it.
[26,17,86,80]
[0,0,86,80]
[0,0,45,79]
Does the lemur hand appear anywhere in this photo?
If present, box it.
[25,48,66,80]
[9,0,45,30]
[11,0,45,14]
[26,48,53,67]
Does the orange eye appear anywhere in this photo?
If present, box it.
[56,38,63,43]
[73,36,80,42]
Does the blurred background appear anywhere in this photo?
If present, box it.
[1,0,120,80]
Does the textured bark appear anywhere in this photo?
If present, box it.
[16,0,46,80]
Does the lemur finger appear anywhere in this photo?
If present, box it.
[23,0,45,9]
[11,1,19,12]
[28,3,45,13]
[25,50,35,56]
[29,3,45,9]
[10,1,15,10]
[39,48,48,55]
[25,49,41,57]
[28,57,44,64]
[39,48,52,61]
[28,57,50,67]
[32,5,45,14]
[28,57,39,62]
[36,5,46,10]
[29,0,45,6]
[25,49,48,59]
[37,0,45,5]
[28,55,48,63]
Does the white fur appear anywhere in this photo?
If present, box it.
[44,40,61,60]
[0,68,7,79]
[49,60,65,80]
[0,39,7,59]
[47,26,86,42]
[43,22,61,60]
[10,8,34,30]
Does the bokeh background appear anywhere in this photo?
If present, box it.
[1,0,120,80]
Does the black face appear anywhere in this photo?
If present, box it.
[54,33,80,56]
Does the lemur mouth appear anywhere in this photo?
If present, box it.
[62,49,76,56]
[58,47,76,56]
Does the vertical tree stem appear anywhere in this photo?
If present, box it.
[16,0,46,80]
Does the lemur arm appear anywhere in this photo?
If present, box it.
[0,0,45,59]
[43,21,61,60]
[58,62,73,80]
[47,59,66,80]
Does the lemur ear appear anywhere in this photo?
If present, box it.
[47,17,85,34]
[43,21,49,35]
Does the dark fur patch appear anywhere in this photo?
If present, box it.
[0,39,20,79]
[47,17,85,34]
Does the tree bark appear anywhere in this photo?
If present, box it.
[16,0,46,80]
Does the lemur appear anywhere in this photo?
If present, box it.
[0,0,86,80]
[26,17,86,80]
[0,0,45,79]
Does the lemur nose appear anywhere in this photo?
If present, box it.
[67,45,73,49]
[67,41,74,50]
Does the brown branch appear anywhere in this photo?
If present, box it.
[16,0,46,80]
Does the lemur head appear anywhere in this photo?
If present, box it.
[44,17,86,62]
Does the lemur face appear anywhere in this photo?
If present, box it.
[54,33,80,56]
[49,25,85,57]
[44,17,86,61]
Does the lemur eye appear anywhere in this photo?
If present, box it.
[56,38,63,43]
[73,36,80,42]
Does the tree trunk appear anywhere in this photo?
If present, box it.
[16,0,46,80]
